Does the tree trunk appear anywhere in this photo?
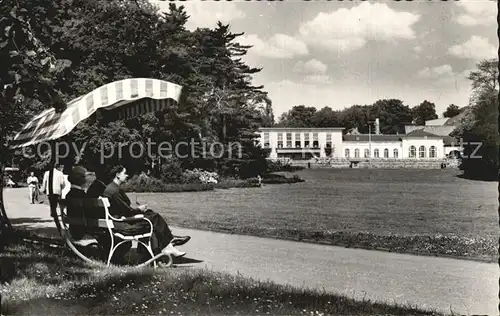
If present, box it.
[222,114,226,142]
[0,162,13,252]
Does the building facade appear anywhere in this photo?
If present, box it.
[258,124,457,161]
[258,127,344,160]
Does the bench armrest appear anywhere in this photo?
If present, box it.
[107,214,154,236]
[117,215,144,222]
[116,214,146,222]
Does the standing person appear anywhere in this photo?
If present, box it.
[6,175,15,188]
[102,165,190,257]
[26,172,39,204]
[41,164,66,218]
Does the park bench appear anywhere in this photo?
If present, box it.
[57,197,172,268]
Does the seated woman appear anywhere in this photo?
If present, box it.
[102,165,190,258]
[66,166,140,264]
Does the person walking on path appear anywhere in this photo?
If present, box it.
[41,164,66,218]
[26,172,39,204]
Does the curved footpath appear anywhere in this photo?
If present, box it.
[4,188,498,316]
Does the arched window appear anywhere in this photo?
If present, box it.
[419,146,426,158]
[393,148,399,158]
[354,148,360,158]
[364,149,370,158]
[384,148,389,158]
[345,148,350,158]
[429,146,436,158]
[409,146,416,158]
[374,149,379,158]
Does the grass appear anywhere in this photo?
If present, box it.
[0,240,442,316]
[127,168,497,262]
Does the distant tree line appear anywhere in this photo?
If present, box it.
[275,100,466,134]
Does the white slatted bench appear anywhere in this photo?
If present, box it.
[58,197,172,267]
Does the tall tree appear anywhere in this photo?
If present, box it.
[311,106,340,127]
[443,104,463,118]
[278,105,317,127]
[369,99,413,134]
[5,0,273,181]
[467,59,498,93]
[0,0,69,248]
[412,100,438,125]
[453,59,499,180]
[338,105,371,133]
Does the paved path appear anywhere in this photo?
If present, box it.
[4,188,498,315]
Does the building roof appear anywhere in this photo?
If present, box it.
[405,125,455,136]
[343,134,402,142]
[421,107,472,127]
[403,129,441,138]
[259,127,344,131]
[425,118,449,126]
[444,107,473,126]
[346,127,361,135]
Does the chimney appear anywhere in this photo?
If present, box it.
[375,118,380,135]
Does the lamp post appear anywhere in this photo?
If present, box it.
[368,123,371,168]
[367,120,375,168]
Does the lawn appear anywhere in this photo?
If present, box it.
[0,240,441,316]
[129,168,497,261]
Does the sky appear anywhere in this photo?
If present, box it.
[149,0,497,120]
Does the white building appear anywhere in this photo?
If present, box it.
[257,119,460,161]
[406,115,466,157]
[258,127,344,160]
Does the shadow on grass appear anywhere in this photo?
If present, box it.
[0,239,87,284]
[0,238,158,315]
[173,256,204,265]
[455,173,498,182]
[14,226,64,243]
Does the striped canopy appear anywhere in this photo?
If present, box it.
[10,78,182,148]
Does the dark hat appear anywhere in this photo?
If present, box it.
[68,166,87,186]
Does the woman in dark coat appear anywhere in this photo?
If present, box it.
[102,165,190,258]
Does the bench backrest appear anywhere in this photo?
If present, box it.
[60,197,113,229]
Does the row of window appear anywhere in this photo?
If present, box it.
[274,140,329,148]
[263,132,336,149]
[345,148,399,158]
[408,145,437,158]
[345,146,437,159]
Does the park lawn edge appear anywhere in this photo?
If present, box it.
[0,241,443,316]
[173,224,497,264]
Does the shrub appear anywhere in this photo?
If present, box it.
[214,178,261,189]
[266,160,305,173]
[181,169,219,184]
[123,174,215,192]
[159,157,183,183]
[261,173,304,184]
